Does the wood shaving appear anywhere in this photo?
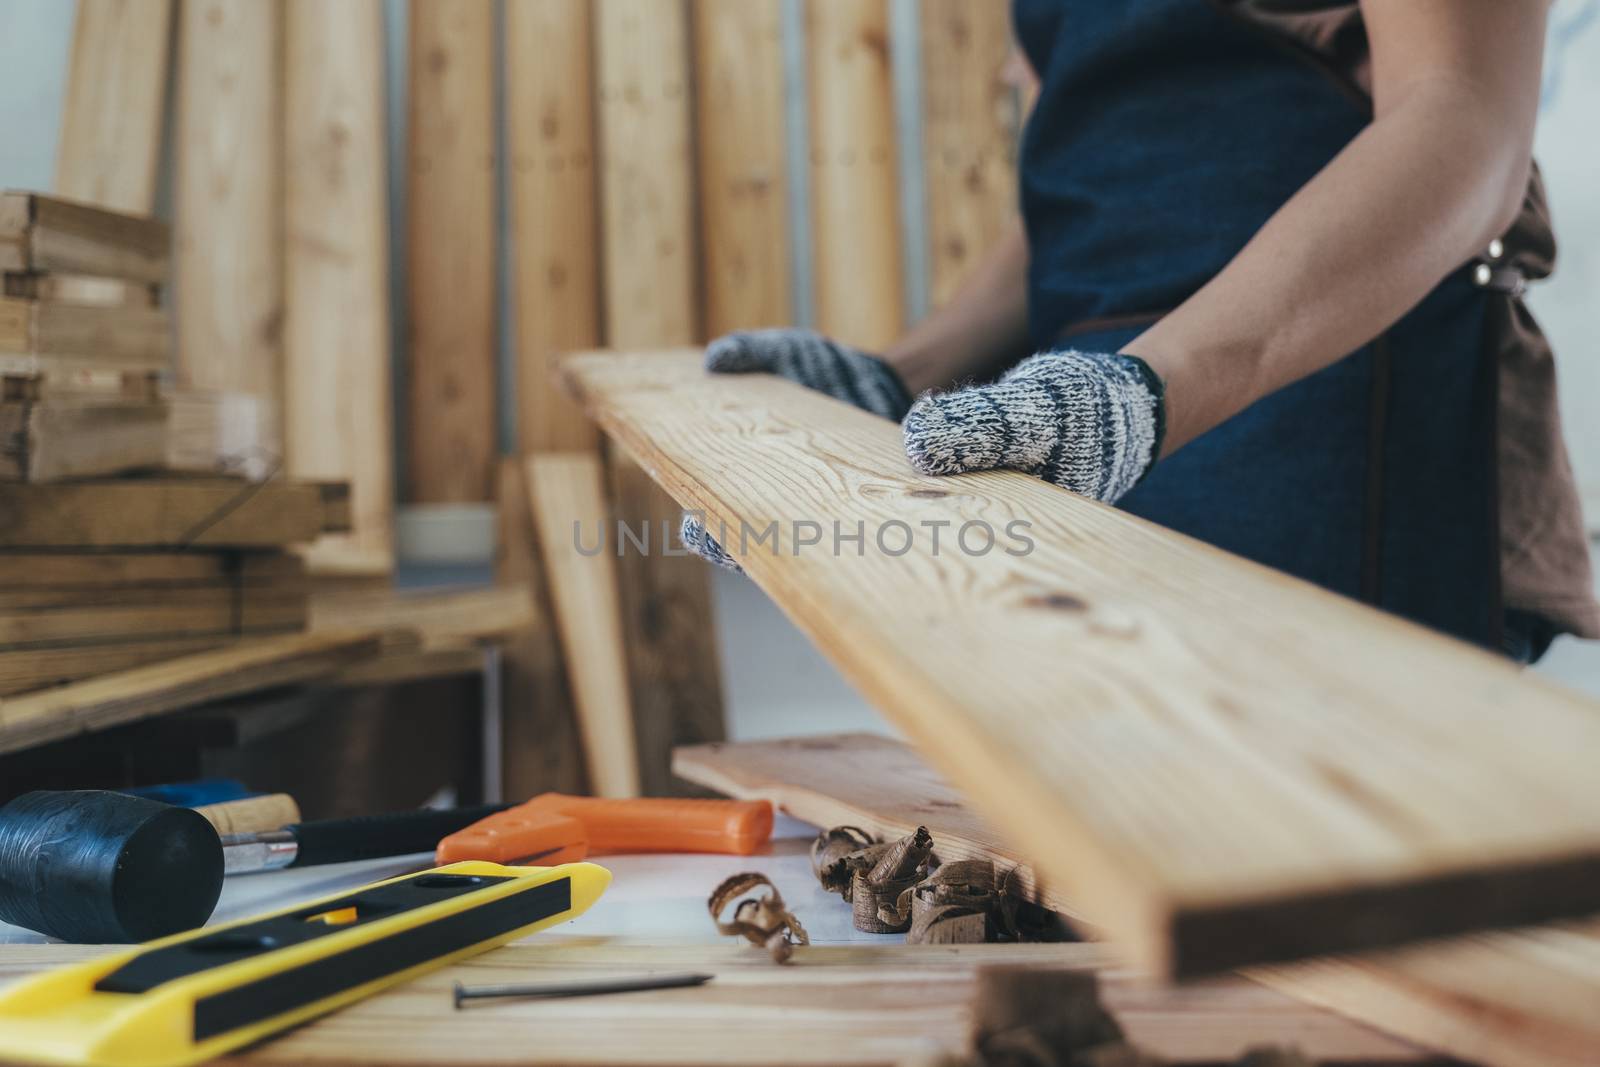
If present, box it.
[708,872,809,964]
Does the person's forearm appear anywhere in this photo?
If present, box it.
[1122,3,1545,455]
[883,218,1033,394]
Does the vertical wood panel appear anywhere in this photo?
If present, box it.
[284,0,395,575]
[496,457,589,799]
[920,0,1019,308]
[806,0,902,350]
[406,0,496,503]
[693,0,792,335]
[176,0,285,454]
[595,0,726,796]
[595,0,697,348]
[507,0,599,454]
[55,0,174,214]
[526,452,641,798]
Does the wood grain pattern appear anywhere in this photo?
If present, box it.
[594,0,698,348]
[805,0,903,349]
[0,941,1438,1065]
[525,452,640,798]
[693,0,793,335]
[0,587,304,650]
[507,0,600,454]
[605,452,727,797]
[406,0,496,504]
[0,631,382,755]
[175,0,285,454]
[0,399,168,482]
[0,551,301,588]
[0,296,168,366]
[593,0,726,797]
[0,479,340,548]
[674,732,1077,919]
[55,0,174,214]
[193,792,301,835]
[495,457,588,798]
[919,0,1019,308]
[1255,923,1600,1067]
[309,584,533,651]
[564,349,1600,979]
[284,0,395,575]
[0,193,170,285]
[0,637,231,698]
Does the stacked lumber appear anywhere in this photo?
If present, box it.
[0,477,350,697]
[0,191,171,482]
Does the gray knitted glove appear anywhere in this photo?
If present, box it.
[685,329,913,570]
[902,350,1165,503]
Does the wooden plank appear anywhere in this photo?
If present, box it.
[919,0,1019,308]
[0,479,341,549]
[693,0,793,334]
[55,0,174,214]
[284,0,395,576]
[175,0,285,454]
[0,631,382,755]
[0,551,300,589]
[406,0,496,504]
[0,637,231,698]
[593,0,726,797]
[0,941,1439,1065]
[0,192,171,285]
[4,274,157,307]
[604,450,727,797]
[594,0,698,348]
[506,0,600,454]
[674,732,1076,920]
[525,452,640,798]
[309,584,533,651]
[0,295,168,365]
[495,456,588,798]
[1254,925,1600,1067]
[0,399,169,482]
[805,0,903,349]
[0,587,305,650]
[563,349,1600,979]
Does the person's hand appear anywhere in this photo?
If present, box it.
[903,350,1166,503]
[685,330,912,571]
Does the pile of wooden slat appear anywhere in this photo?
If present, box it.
[0,477,350,697]
[0,191,171,483]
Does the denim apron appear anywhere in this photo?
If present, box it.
[1014,0,1501,647]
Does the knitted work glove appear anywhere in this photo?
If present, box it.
[902,350,1165,503]
[685,330,913,570]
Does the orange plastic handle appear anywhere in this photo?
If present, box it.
[435,794,773,866]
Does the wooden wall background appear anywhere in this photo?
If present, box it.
[43,0,1022,797]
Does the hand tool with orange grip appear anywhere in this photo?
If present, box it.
[435,793,774,865]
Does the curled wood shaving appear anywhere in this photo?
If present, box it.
[708,872,809,964]
[810,825,878,895]
[880,859,997,944]
[838,826,932,933]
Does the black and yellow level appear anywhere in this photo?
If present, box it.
[0,860,611,1067]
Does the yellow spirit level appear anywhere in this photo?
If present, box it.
[0,860,610,1067]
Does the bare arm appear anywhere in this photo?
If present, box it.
[1122,0,1551,454]
[882,219,1034,395]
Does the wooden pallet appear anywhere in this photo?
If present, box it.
[566,349,1600,979]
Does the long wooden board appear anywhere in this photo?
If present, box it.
[175,0,285,452]
[525,452,640,798]
[0,587,304,649]
[0,941,1434,1065]
[675,732,1076,919]
[0,479,343,548]
[284,0,395,575]
[679,733,1600,1067]
[309,585,534,652]
[0,636,232,698]
[0,632,382,755]
[55,0,175,215]
[406,0,496,504]
[564,349,1600,979]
